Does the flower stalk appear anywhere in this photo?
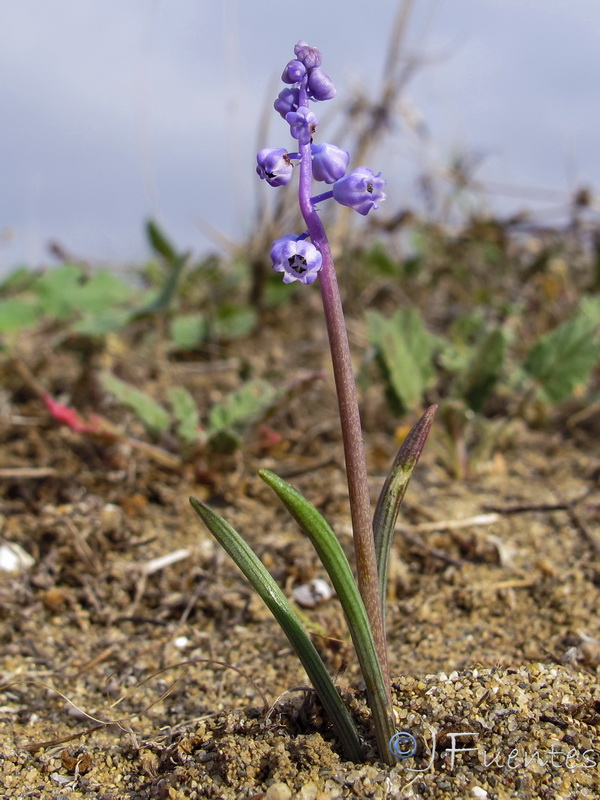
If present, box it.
[296,139,391,700]
[191,41,435,766]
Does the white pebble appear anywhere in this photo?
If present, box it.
[0,541,35,572]
[292,578,333,608]
[265,782,291,800]
[295,783,318,800]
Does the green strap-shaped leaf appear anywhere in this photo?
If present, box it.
[373,405,437,625]
[258,470,396,766]
[189,497,364,763]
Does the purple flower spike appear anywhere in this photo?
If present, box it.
[256,148,293,187]
[332,167,387,215]
[307,67,336,101]
[286,106,318,146]
[271,235,323,285]
[274,87,299,119]
[311,143,349,184]
[282,59,306,84]
[294,40,322,69]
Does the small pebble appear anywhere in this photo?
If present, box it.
[99,503,123,533]
[265,782,292,800]
[292,578,333,608]
[0,541,35,573]
[295,783,318,800]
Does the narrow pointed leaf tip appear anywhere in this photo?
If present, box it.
[393,404,438,474]
[373,405,437,619]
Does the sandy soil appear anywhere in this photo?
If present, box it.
[1,293,599,799]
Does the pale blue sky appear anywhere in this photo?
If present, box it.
[1,0,598,272]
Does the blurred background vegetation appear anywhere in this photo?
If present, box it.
[1,2,598,481]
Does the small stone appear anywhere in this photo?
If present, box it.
[292,578,333,608]
[0,541,35,572]
[265,782,292,800]
[99,503,123,534]
[296,783,318,800]
[579,639,600,666]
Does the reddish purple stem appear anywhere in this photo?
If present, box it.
[295,81,390,694]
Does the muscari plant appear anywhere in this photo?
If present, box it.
[190,41,436,766]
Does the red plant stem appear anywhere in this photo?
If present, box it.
[295,83,390,695]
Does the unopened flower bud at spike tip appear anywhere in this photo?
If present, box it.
[293,40,322,69]
[256,148,293,187]
[270,235,323,285]
[332,167,387,215]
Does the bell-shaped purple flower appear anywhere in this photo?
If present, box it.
[293,40,321,69]
[286,106,318,146]
[274,87,299,119]
[256,148,293,187]
[332,167,387,215]
[307,67,336,101]
[281,59,306,84]
[311,143,349,184]
[271,235,323,285]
